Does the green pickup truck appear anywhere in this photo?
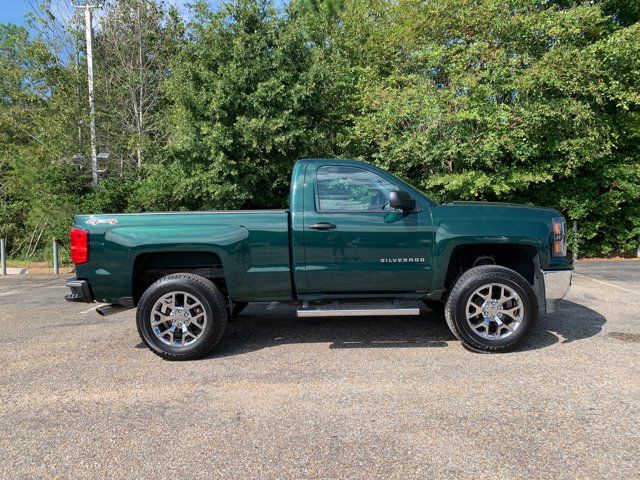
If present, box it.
[65,158,572,359]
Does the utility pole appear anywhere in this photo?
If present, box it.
[73,2,103,188]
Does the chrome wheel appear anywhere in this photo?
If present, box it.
[465,283,524,340]
[150,291,208,347]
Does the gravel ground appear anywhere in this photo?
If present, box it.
[1,261,639,479]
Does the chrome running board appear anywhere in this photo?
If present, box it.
[297,301,421,318]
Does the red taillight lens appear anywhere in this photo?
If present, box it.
[70,227,89,264]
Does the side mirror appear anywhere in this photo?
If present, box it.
[389,190,415,211]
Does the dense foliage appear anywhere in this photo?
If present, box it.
[0,0,638,260]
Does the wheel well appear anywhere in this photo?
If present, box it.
[444,244,538,291]
[132,251,227,304]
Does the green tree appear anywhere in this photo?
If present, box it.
[338,0,640,256]
[1,0,638,258]
[94,0,184,172]
[149,0,332,210]
[0,21,87,259]
[294,0,345,18]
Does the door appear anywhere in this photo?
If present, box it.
[300,164,433,296]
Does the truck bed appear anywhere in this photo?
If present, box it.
[74,210,293,304]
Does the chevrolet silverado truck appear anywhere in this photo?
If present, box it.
[65,158,572,359]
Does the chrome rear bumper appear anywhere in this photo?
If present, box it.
[542,269,572,313]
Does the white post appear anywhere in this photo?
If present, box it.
[637,234,640,258]
[53,238,59,275]
[0,237,6,276]
[74,2,101,187]
[84,4,98,188]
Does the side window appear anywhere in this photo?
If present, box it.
[316,166,398,212]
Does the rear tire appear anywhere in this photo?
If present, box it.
[136,273,227,360]
[444,265,538,353]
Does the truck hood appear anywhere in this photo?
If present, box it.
[440,201,559,214]
[431,200,563,229]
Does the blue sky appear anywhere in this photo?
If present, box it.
[1,0,29,25]
[0,1,213,27]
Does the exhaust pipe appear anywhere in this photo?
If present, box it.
[96,304,133,317]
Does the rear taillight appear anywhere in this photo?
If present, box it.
[70,227,89,264]
[552,217,567,257]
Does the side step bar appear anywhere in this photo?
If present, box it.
[297,301,421,318]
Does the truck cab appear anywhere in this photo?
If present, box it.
[290,159,434,299]
[65,158,573,359]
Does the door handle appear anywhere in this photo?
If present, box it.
[309,222,337,231]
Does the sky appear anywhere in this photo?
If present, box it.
[1,0,29,25]
[0,0,204,27]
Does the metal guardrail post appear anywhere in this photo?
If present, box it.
[53,238,59,275]
[0,236,6,275]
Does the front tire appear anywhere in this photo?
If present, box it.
[444,265,538,353]
[136,273,228,360]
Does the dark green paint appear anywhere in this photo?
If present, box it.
[73,159,571,304]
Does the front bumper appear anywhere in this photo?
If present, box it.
[64,279,93,303]
[542,269,572,313]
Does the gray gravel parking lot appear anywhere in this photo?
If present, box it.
[1,261,639,479]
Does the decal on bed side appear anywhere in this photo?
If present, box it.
[85,218,118,225]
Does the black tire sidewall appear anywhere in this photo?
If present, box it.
[451,270,537,350]
[137,277,225,358]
